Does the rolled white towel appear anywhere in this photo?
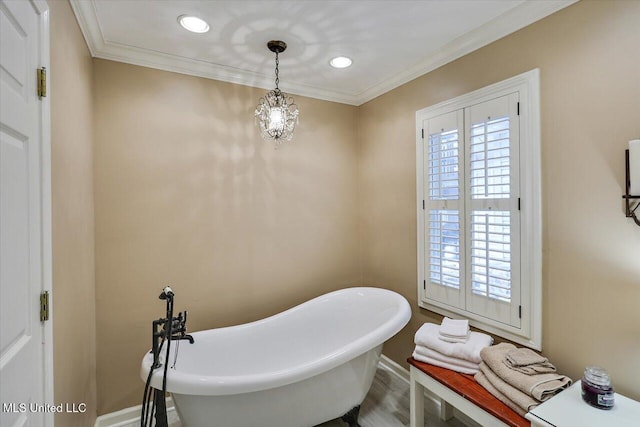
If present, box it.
[414,322,493,364]
[439,317,469,338]
[414,345,479,371]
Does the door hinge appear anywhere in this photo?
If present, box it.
[37,67,47,98]
[423,280,426,290]
[422,199,425,210]
[518,197,521,210]
[518,305,522,319]
[40,291,49,322]
[517,102,520,116]
[421,129,424,139]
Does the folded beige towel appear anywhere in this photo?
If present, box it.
[475,369,531,417]
[479,362,540,413]
[481,343,572,401]
[505,347,548,366]
[504,360,557,375]
[504,347,556,374]
[504,361,556,375]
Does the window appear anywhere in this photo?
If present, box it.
[416,70,541,349]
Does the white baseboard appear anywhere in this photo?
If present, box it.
[378,354,441,406]
[94,398,177,427]
[378,354,411,383]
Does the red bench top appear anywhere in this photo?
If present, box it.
[408,357,530,427]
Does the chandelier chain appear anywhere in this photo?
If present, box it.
[274,51,279,89]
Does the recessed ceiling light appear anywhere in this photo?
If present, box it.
[178,15,210,33]
[330,56,352,69]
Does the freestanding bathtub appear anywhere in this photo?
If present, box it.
[141,287,411,427]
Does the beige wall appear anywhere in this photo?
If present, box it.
[51,0,640,416]
[92,59,361,414]
[359,0,640,399]
[50,0,97,425]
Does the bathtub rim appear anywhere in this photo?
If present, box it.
[140,286,411,396]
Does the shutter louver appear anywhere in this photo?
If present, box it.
[471,210,511,302]
[470,116,510,199]
[469,113,513,303]
[429,129,459,200]
[427,122,461,291]
[429,209,460,289]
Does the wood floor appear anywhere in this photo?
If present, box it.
[158,363,472,427]
[317,364,469,427]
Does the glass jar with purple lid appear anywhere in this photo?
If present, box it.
[581,366,615,409]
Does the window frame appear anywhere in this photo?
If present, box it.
[416,69,542,350]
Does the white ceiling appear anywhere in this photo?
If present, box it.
[70,0,577,105]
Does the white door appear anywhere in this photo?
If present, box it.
[0,1,52,426]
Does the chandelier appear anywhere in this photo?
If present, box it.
[255,40,299,145]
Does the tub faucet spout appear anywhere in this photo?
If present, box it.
[170,310,195,344]
[180,334,194,344]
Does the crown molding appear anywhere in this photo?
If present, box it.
[69,0,101,56]
[357,0,578,105]
[69,0,577,106]
[89,38,358,105]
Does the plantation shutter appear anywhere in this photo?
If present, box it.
[464,94,521,327]
[423,110,465,309]
[421,94,521,326]
[417,70,541,347]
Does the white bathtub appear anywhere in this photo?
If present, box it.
[140,287,411,427]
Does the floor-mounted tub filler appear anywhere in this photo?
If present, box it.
[140,287,411,427]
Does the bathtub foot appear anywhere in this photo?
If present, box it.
[341,405,361,427]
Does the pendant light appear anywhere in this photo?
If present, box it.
[255,40,299,146]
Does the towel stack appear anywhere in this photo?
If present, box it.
[412,320,493,375]
[474,343,572,416]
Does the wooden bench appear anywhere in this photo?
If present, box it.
[408,357,530,427]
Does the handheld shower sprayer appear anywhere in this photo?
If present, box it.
[159,286,174,300]
[141,287,194,427]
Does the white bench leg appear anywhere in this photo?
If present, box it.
[440,399,454,421]
[410,372,425,427]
